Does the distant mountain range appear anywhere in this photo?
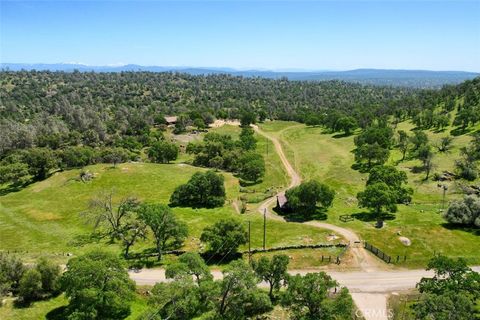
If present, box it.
[1,63,479,88]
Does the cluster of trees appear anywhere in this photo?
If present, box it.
[452,79,480,130]
[0,146,135,186]
[400,130,436,179]
[83,177,244,261]
[412,109,451,130]
[147,140,179,163]
[455,133,480,181]
[187,128,265,183]
[413,255,480,319]
[357,165,413,223]
[0,254,61,305]
[353,122,394,170]
[83,192,188,260]
[7,250,351,320]
[443,195,480,228]
[56,251,136,320]
[1,71,478,189]
[305,111,358,135]
[140,252,354,320]
[284,180,335,218]
[170,170,226,208]
[0,71,421,157]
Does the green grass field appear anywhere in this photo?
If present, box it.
[1,120,478,270]
[0,160,339,264]
[260,120,480,267]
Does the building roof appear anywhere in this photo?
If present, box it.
[277,193,288,208]
[164,116,178,123]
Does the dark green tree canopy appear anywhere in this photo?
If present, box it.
[147,140,179,163]
[217,260,272,318]
[367,165,413,204]
[357,182,398,218]
[137,203,188,260]
[413,255,480,320]
[200,219,248,256]
[285,180,335,216]
[238,151,265,183]
[165,252,213,284]
[281,272,353,320]
[60,251,136,320]
[238,126,257,151]
[253,254,289,300]
[170,170,226,208]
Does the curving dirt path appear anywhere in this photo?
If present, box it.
[252,124,385,272]
[252,125,300,221]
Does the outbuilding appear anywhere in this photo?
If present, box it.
[275,193,288,211]
[164,116,178,125]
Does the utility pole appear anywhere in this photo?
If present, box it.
[263,209,266,251]
[266,137,268,157]
[248,221,251,264]
[442,185,448,209]
[437,184,448,209]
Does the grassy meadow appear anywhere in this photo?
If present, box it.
[260,120,480,267]
[0,160,339,266]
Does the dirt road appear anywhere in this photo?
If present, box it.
[203,122,475,319]
[251,124,398,319]
[252,125,384,273]
[252,125,301,220]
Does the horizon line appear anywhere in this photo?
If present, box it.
[1,62,479,74]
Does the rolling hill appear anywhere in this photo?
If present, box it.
[2,63,478,88]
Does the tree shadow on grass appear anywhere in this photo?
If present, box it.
[14,293,63,309]
[441,223,480,236]
[46,306,69,320]
[201,252,242,266]
[126,247,185,269]
[332,132,352,139]
[273,206,328,222]
[450,126,473,137]
[410,166,425,174]
[67,233,104,247]
[433,128,447,134]
[351,211,396,222]
[12,299,32,309]
[238,179,263,187]
[351,162,371,173]
[0,182,33,196]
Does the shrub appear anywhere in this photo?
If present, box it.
[18,269,42,303]
[443,195,480,227]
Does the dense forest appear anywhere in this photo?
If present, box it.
[0,71,479,181]
[0,71,422,151]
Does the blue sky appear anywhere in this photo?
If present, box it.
[1,1,479,71]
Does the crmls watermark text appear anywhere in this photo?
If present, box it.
[355,308,395,319]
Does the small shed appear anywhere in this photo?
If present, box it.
[164,116,178,125]
[276,193,288,211]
